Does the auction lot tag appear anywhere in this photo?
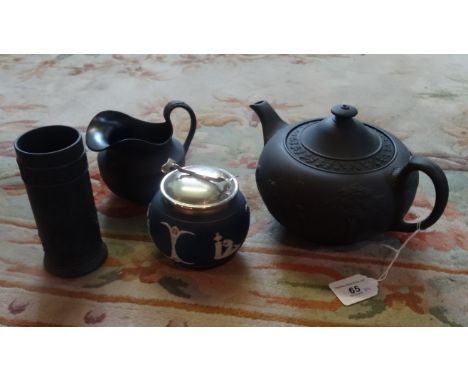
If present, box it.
[329,274,379,306]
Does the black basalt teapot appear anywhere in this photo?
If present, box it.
[250,101,449,245]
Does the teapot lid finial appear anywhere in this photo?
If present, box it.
[331,104,358,119]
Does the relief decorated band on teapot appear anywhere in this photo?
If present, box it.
[85,100,197,204]
[251,101,449,245]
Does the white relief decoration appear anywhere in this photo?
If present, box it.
[213,232,241,260]
[160,222,195,265]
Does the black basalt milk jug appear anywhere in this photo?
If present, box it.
[86,100,197,204]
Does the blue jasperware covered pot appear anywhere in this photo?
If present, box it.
[148,160,250,268]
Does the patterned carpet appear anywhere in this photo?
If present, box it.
[0,54,467,326]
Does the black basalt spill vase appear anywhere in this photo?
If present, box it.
[14,125,108,277]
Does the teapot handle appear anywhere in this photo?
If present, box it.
[394,155,449,232]
[163,100,197,153]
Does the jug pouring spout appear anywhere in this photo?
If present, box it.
[250,101,288,145]
[85,111,171,152]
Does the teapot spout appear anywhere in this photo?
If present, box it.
[250,101,288,145]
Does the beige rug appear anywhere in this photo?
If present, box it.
[0,55,467,326]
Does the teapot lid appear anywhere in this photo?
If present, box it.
[300,104,382,160]
[160,160,238,213]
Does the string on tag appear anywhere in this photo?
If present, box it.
[377,220,422,282]
[329,219,424,306]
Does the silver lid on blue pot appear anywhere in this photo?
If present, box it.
[160,159,238,213]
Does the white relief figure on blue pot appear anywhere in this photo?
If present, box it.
[160,222,194,265]
[213,232,241,260]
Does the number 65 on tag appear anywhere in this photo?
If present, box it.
[329,274,379,306]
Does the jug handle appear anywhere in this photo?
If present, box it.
[393,155,449,232]
[163,100,197,153]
